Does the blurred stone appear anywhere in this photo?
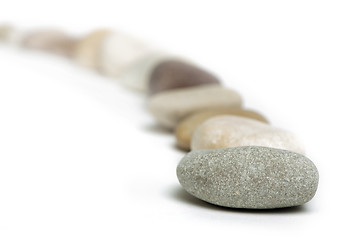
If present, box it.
[148,60,220,95]
[148,85,242,129]
[175,108,268,151]
[191,115,305,154]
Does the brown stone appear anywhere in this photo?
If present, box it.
[148,60,220,95]
[175,108,268,150]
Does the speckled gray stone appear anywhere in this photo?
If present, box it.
[177,146,319,209]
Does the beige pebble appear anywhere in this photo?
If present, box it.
[21,29,77,57]
[191,115,305,154]
[74,29,111,68]
[148,85,243,129]
[175,108,268,151]
[99,32,155,78]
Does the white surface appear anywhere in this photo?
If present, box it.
[0,1,354,239]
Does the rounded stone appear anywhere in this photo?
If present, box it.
[99,32,155,78]
[148,85,243,129]
[176,146,319,209]
[118,53,186,92]
[191,115,305,154]
[148,60,220,95]
[21,29,77,57]
[175,108,268,151]
[74,29,111,68]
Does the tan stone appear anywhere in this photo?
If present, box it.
[74,29,111,68]
[175,108,268,150]
[21,29,77,57]
[191,115,305,154]
[148,85,242,129]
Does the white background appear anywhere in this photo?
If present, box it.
[1,0,354,239]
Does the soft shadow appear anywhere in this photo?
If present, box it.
[143,123,173,135]
[168,185,309,214]
[172,142,189,154]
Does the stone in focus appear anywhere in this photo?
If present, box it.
[175,108,268,151]
[191,115,305,154]
[21,29,77,57]
[148,60,220,95]
[177,146,319,209]
[74,29,111,68]
[148,85,242,129]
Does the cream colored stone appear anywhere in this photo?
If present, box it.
[191,115,305,154]
[175,108,268,151]
[148,85,243,129]
[99,32,155,78]
[74,29,111,68]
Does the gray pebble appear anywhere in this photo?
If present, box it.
[176,146,319,209]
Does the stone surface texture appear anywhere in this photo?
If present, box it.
[148,85,243,129]
[148,60,220,95]
[191,115,305,154]
[175,108,268,150]
[177,146,319,209]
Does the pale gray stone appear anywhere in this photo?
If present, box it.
[177,146,319,209]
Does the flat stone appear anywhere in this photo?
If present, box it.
[191,115,305,154]
[148,60,220,95]
[99,32,155,78]
[21,29,77,57]
[74,29,111,68]
[175,108,268,151]
[148,85,243,129]
[177,146,319,209]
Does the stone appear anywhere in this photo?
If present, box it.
[21,29,77,57]
[191,115,305,154]
[148,85,243,129]
[175,108,268,151]
[118,53,186,92]
[148,60,220,95]
[177,146,319,209]
[99,32,155,78]
[0,25,23,44]
[74,29,111,68]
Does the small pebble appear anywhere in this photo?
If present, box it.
[118,53,185,92]
[21,29,77,57]
[148,60,220,95]
[191,115,305,154]
[148,85,242,129]
[175,108,268,151]
[177,146,319,209]
[74,29,111,68]
[99,32,155,78]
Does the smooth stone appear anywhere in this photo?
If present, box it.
[21,29,77,57]
[74,29,111,68]
[99,32,155,78]
[191,115,305,154]
[118,53,186,92]
[0,25,23,44]
[148,60,220,95]
[148,85,243,129]
[175,108,268,151]
[177,146,319,209]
